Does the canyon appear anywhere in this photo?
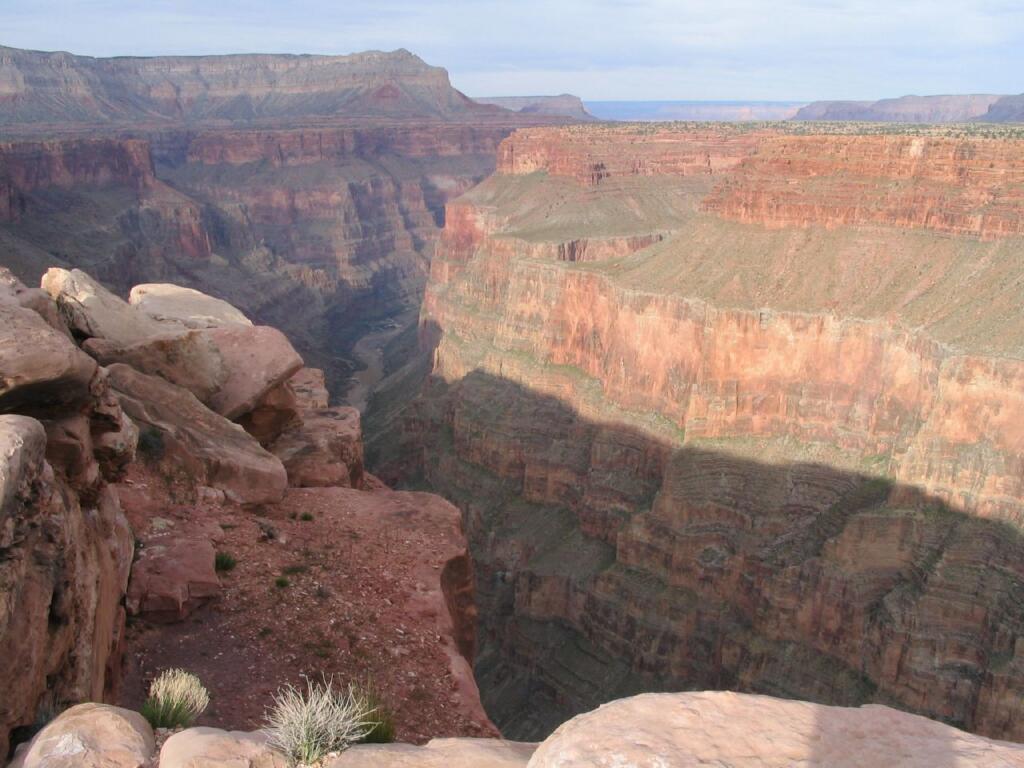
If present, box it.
[373,122,1024,741]
[3,41,1024,767]
[0,45,562,395]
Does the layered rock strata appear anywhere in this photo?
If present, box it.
[391,124,1024,740]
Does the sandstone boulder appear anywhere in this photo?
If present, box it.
[158,727,286,768]
[107,364,287,505]
[41,268,163,344]
[8,703,154,768]
[0,267,67,334]
[129,283,253,330]
[327,738,535,768]
[84,325,304,423]
[203,325,303,420]
[526,691,1024,768]
[288,367,330,410]
[0,418,132,758]
[271,407,364,488]
[0,304,97,416]
[126,536,220,622]
[84,331,225,405]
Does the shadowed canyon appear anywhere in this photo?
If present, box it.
[2,40,1024,768]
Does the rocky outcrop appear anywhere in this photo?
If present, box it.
[271,407,365,488]
[0,269,140,757]
[528,692,1024,767]
[108,364,287,505]
[8,703,154,768]
[0,417,133,758]
[391,123,1024,740]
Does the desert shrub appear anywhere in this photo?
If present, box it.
[137,427,166,463]
[353,681,396,744]
[214,552,237,572]
[141,668,209,729]
[299,512,314,522]
[275,576,291,589]
[265,677,377,765]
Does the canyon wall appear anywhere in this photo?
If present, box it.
[0,46,503,125]
[391,124,1024,740]
[0,43,572,400]
[0,124,512,393]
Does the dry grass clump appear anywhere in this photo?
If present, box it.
[265,677,377,765]
[141,668,210,729]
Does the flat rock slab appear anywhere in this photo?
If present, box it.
[159,727,285,768]
[526,691,1024,767]
[9,703,154,768]
[129,283,253,330]
[328,738,536,767]
[42,267,164,345]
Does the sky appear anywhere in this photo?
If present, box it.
[1,0,1022,101]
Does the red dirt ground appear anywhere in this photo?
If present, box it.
[117,467,495,744]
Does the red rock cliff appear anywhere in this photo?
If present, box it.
[406,124,1024,740]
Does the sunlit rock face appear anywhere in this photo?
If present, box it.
[393,123,1024,740]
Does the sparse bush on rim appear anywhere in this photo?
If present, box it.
[140,668,209,729]
[215,551,237,572]
[265,676,378,765]
[352,680,396,744]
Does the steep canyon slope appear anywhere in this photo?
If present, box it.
[383,122,1024,740]
[0,46,564,396]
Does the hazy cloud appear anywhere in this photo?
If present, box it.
[1,0,1021,99]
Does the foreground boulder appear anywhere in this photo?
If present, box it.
[126,535,220,622]
[527,691,1024,767]
[108,364,287,504]
[85,326,303,422]
[0,418,133,758]
[129,283,253,330]
[0,304,97,415]
[41,268,164,345]
[9,703,154,768]
[0,267,66,333]
[159,727,285,768]
[271,407,364,488]
[329,738,536,767]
